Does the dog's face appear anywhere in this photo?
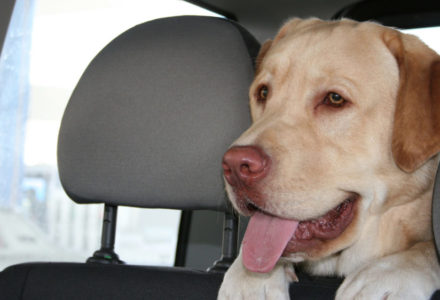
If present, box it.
[222,19,440,271]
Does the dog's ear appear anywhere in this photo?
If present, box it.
[255,40,273,73]
[385,30,440,172]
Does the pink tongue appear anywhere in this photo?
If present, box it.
[242,211,299,273]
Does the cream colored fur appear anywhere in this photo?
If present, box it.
[218,18,440,300]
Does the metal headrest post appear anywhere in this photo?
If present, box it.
[208,203,239,273]
[432,161,440,263]
[87,204,123,264]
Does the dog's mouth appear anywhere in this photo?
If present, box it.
[241,194,358,273]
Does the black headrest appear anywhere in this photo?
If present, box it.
[57,16,259,211]
[334,0,440,29]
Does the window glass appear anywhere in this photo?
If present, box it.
[0,0,220,270]
[402,27,440,53]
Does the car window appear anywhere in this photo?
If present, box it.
[0,0,220,270]
[403,27,440,54]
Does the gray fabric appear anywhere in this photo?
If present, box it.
[57,16,259,211]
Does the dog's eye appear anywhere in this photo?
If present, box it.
[323,92,346,108]
[256,85,269,103]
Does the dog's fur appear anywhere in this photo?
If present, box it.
[218,18,440,299]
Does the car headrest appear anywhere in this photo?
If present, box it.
[57,16,259,211]
[333,0,440,29]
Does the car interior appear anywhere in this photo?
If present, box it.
[1,0,440,299]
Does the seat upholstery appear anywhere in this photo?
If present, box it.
[57,15,259,211]
[2,262,439,299]
[0,263,347,300]
[0,263,223,300]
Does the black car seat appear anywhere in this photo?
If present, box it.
[0,15,259,299]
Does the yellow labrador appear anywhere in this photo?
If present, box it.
[218,18,440,299]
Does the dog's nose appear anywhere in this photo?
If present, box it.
[222,146,270,187]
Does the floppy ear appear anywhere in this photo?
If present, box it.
[385,30,440,173]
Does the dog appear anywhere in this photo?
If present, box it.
[218,18,440,299]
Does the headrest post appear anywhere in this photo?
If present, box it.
[87,204,124,264]
[207,208,239,273]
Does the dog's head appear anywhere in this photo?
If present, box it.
[222,19,440,273]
